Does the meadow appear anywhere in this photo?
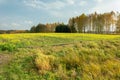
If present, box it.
[0,33,120,80]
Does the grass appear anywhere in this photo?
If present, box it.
[0,33,120,80]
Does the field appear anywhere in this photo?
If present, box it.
[0,33,120,80]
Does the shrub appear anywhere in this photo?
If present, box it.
[55,24,71,33]
[0,43,16,52]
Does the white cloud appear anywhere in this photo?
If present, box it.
[94,0,103,3]
[90,0,120,13]
[66,0,75,5]
[0,22,21,30]
[0,23,21,27]
[24,20,33,24]
[49,10,65,18]
[23,0,77,10]
[11,23,21,27]
[47,1,65,9]
[23,0,76,18]
[79,1,87,6]
[24,0,66,10]
[0,23,8,27]
[74,11,79,14]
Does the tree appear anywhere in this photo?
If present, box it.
[92,12,98,33]
[36,23,47,32]
[30,26,36,32]
[29,11,120,34]
[110,11,116,33]
[68,18,77,33]
[87,14,94,33]
[116,15,120,33]
[95,14,105,33]
[75,14,88,33]
[55,24,71,33]
[103,13,113,33]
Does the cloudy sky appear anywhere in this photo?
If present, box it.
[0,0,120,30]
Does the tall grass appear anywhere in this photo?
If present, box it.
[35,40,120,80]
[0,33,120,80]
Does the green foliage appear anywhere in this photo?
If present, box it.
[30,26,36,33]
[69,18,78,33]
[0,49,40,80]
[36,23,47,32]
[55,24,71,33]
[30,23,47,33]
[0,43,16,52]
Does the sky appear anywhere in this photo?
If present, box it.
[0,0,120,30]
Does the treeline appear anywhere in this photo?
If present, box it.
[0,30,28,34]
[69,11,120,33]
[30,23,61,33]
[30,11,120,34]
[30,23,71,33]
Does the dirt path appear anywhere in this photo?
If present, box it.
[0,53,13,74]
[22,42,76,49]
[0,54,12,67]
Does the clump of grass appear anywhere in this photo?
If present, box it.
[115,50,120,58]
[35,50,56,74]
[82,41,99,48]
[55,65,69,80]
[61,48,82,69]
[101,59,120,79]
[82,63,101,80]
[0,43,16,52]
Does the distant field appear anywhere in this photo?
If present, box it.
[0,33,120,80]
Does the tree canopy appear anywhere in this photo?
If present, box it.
[29,11,120,34]
[55,24,71,33]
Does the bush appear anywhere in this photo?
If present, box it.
[55,24,71,33]
[0,43,16,52]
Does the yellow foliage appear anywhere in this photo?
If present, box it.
[83,63,101,79]
[101,59,120,77]
[35,50,55,74]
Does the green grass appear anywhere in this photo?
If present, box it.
[0,33,120,80]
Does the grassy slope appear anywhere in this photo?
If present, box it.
[0,33,120,80]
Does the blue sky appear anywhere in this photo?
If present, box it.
[0,0,120,30]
